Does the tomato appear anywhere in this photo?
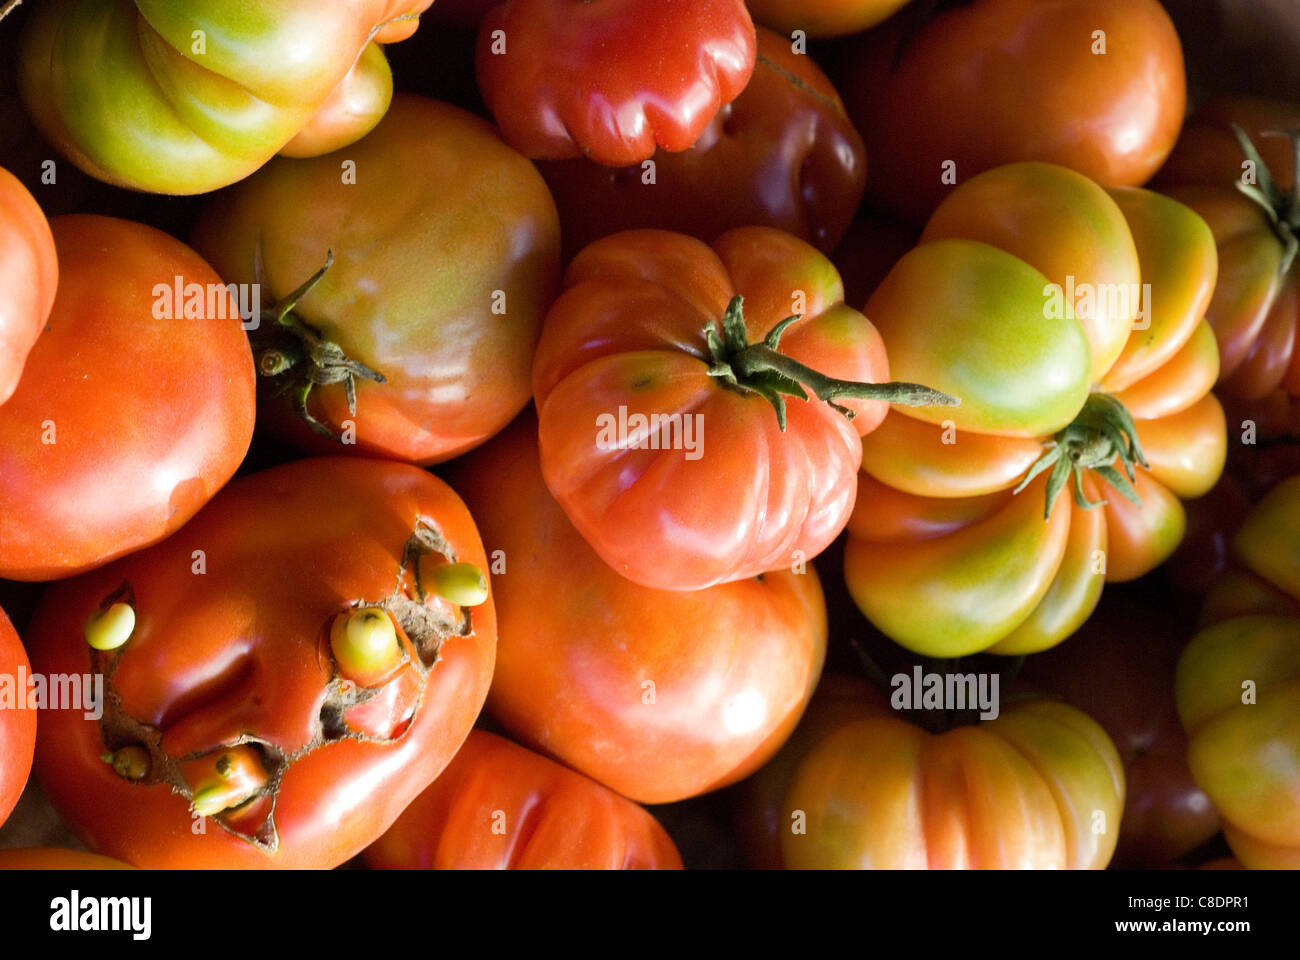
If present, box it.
[475,0,756,166]
[19,0,435,194]
[534,27,865,257]
[745,0,910,38]
[0,607,36,828]
[363,729,682,869]
[1178,476,1300,869]
[0,215,255,582]
[0,849,132,870]
[0,166,56,404]
[193,94,560,466]
[845,0,1185,225]
[25,457,496,869]
[532,226,955,591]
[1018,588,1221,868]
[446,411,826,805]
[845,163,1224,656]
[739,675,1124,869]
[1157,99,1300,401]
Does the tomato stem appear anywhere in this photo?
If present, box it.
[1231,125,1300,277]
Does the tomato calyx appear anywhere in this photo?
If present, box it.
[1232,124,1300,277]
[253,252,386,441]
[703,295,959,430]
[1014,392,1148,520]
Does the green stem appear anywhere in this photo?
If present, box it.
[731,344,960,409]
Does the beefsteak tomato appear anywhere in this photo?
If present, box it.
[0,166,56,405]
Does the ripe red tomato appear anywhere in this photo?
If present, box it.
[364,730,682,869]
[476,0,756,165]
[845,0,1185,225]
[0,607,36,828]
[532,226,954,591]
[26,458,496,868]
[193,95,560,466]
[446,412,827,804]
[0,215,255,582]
[0,166,56,404]
[535,27,866,256]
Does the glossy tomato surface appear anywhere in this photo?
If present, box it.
[0,214,255,582]
[27,458,496,868]
[0,166,55,404]
[364,729,682,869]
[446,412,827,805]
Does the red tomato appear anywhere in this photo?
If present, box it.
[0,606,36,828]
[364,730,682,869]
[535,27,866,256]
[446,412,827,805]
[26,458,496,868]
[0,166,56,404]
[0,215,255,582]
[531,226,953,591]
[746,0,910,38]
[846,0,1185,225]
[476,0,757,165]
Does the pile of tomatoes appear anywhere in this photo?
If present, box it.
[0,0,1297,872]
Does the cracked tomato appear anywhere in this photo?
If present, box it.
[446,412,826,804]
[25,457,496,869]
[0,166,56,405]
[476,0,756,166]
[0,606,36,829]
[532,226,955,591]
[19,0,434,194]
[0,214,255,582]
[364,729,682,869]
[1179,476,1300,869]
[193,94,560,466]
[845,162,1224,657]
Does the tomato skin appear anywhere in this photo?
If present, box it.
[446,412,827,805]
[363,730,682,869]
[26,458,496,869]
[193,95,560,466]
[0,607,36,828]
[846,164,1223,656]
[535,28,865,256]
[845,0,1185,225]
[0,167,56,404]
[746,0,910,38]
[476,0,756,166]
[533,227,891,591]
[0,215,255,582]
[0,848,132,870]
[19,0,433,194]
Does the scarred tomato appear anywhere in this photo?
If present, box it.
[193,94,560,466]
[845,163,1224,656]
[476,0,756,166]
[19,0,435,194]
[0,607,36,828]
[446,412,827,805]
[0,215,255,582]
[535,27,866,256]
[26,458,495,868]
[364,729,682,869]
[0,166,55,404]
[845,0,1185,225]
[532,226,955,591]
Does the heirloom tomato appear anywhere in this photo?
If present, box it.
[193,95,560,466]
[19,0,434,194]
[364,730,682,869]
[0,607,36,828]
[535,27,866,256]
[0,166,56,404]
[846,162,1224,656]
[1178,476,1300,869]
[26,458,496,869]
[532,226,955,591]
[745,0,910,38]
[0,215,255,582]
[845,0,1185,225]
[476,0,756,166]
[1158,98,1300,400]
[446,412,827,805]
